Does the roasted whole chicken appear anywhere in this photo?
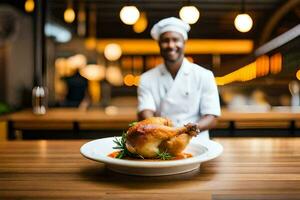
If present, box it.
[125,117,200,158]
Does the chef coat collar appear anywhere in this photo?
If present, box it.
[160,58,190,76]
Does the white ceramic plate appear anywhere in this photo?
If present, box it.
[80,137,223,176]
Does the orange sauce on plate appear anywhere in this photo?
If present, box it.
[108,151,192,161]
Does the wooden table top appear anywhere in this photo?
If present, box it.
[0,138,300,200]
[4,108,137,122]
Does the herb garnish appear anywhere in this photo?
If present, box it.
[113,132,132,158]
[128,121,138,127]
[156,150,173,160]
[113,132,144,159]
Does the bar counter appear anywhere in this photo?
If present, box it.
[0,138,299,199]
[3,108,300,139]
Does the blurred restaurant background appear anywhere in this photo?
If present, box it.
[0,0,299,140]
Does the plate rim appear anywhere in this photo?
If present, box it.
[80,137,223,168]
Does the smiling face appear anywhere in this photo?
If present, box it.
[158,31,185,64]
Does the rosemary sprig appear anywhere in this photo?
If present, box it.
[113,132,129,158]
[113,132,141,159]
[113,132,127,151]
[156,150,173,160]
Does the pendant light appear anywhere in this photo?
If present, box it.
[179,0,200,24]
[25,0,35,13]
[120,5,140,25]
[104,43,124,86]
[104,43,122,61]
[64,0,75,23]
[234,0,253,33]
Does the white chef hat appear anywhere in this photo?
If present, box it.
[150,17,191,41]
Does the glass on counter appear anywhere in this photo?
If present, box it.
[32,86,48,115]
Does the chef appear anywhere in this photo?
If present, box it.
[137,17,221,140]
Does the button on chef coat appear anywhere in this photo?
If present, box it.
[138,59,221,141]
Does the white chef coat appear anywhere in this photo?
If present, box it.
[138,58,221,141]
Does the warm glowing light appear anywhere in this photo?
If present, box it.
[256,55,269,77]
[133,76,140,86]
[80,64,106,81]
[25,0,34,12]
[120,6,140,25]
[215,61,257,85]
[104,43,122,61]
[124,74,135,86]
[296,70,300,80]
[133,12,148,33]
[216,53,280,85]
[88,81,101,103]
[67,54,87,70]
[85,37,97,50]
[55,58,74,77]
[106,65,123,86]
[234,13,253,33]
[64,8,76,23]
[179,6,200,24]
[270,53,282,74]
[96,39,253,55]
